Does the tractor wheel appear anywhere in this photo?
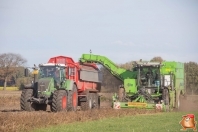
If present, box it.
[118,88,125,102]
[20,89,36,111]
[67,85,78,111]
[51,90,68,112]
[71,85,78,111]
[80,93,93,111]
[163,88,170,111]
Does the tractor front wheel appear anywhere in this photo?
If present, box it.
[20,89,36,111]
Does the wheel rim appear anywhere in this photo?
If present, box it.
[62,96,67,109]
[72,91,77,108]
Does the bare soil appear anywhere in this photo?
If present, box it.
[178,95,198,112]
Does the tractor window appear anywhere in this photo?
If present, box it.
[60,68,66,80]
[39,66,56,78]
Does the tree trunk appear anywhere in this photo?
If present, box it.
[3,77,7,90]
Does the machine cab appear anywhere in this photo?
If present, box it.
[133,61,162,88]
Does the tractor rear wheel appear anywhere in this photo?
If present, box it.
[68,85,78,111]
[20,89,36,111]
[51,90,68,112]
[71,85,78,111]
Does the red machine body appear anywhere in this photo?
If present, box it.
[48,56,101,94]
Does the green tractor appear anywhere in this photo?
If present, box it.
[80,54,185,111]
[20,63,71,112]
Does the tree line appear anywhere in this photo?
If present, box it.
[0,53,198,94]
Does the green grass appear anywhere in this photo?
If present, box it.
[33,112,198,132]
[0,87,19,91]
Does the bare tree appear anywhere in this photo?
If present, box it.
[150,56,163,62]
[0,53,27,90]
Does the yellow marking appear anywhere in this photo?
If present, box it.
[128,102,147,107]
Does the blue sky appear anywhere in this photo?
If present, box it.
[0,0,198,67]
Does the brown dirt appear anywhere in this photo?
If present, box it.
[178,95,198,112]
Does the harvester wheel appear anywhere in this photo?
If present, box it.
[176,90,183,109]
[20,89,36,111]
[51,90,68,112]
[163,88,170,111]
[118,88,125,102]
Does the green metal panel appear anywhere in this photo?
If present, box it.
[161,61,184,91]
[80,54,136,81]
[39,78,56,97]
[65,79,74,90]
[124,79,137,93]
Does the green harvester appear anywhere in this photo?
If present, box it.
[80,54,185,111]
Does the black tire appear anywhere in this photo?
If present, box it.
[20,89,36,111]
[92,93,99,109]
[80,93,93,111]
[68,85,78,111]
[71,85,78,111]
[51,90,68,112]
[163,88,170,111]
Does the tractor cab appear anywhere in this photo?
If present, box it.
[39,63,66,88]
